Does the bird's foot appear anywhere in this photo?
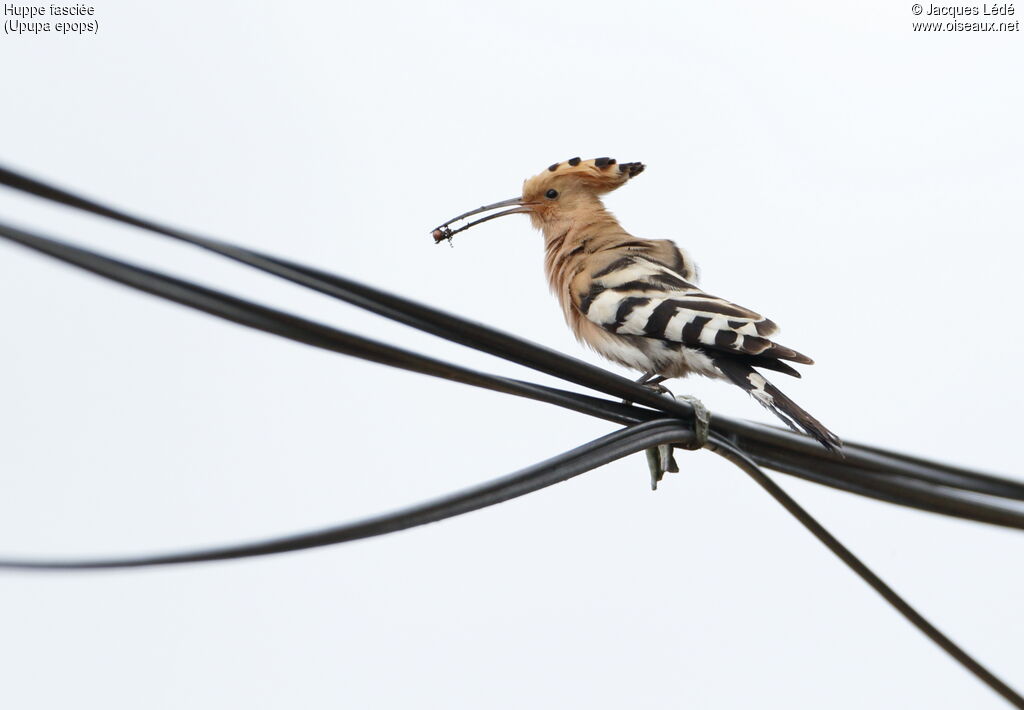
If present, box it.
[623,373,669,405]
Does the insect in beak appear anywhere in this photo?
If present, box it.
[431,197,534,244]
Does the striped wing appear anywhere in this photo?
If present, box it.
[573,252,812,365]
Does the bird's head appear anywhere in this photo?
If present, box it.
[431,157,644,243]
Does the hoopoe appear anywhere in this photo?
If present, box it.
[432,157,841,461]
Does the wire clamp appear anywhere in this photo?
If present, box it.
[647,392,709,490]
[676,394,710,451]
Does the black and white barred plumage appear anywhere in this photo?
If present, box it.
[571,245,839,449]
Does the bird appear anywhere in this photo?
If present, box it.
[431,157,841,478]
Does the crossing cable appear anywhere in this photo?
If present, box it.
[2,166,1024,705]
[1,165,1022,505]
[1,418,1020,707]
[3,220,1024,531]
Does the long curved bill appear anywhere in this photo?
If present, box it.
[431,196,533,243]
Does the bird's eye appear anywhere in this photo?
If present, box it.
[545,189,559,199]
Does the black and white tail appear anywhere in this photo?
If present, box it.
[713,358,842,451]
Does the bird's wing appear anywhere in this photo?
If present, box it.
[571,252,812,365]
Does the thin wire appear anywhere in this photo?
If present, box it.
[2,163,1022,503]
[0,420,695,569]
[706,434,1024,709]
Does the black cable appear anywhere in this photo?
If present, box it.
[0,164,695,419]
[4,220,1024,532]
[1,163,1020,707]
[0,220,640,428]
[732,434,1024,529]
[752,456,1024,530]
[722,417,1024,503]
[0,420,695,569]
[2,415,1018,708]
[706,434,1024,709]
[2,163,1022,504]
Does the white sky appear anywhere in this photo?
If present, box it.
[1,1,1022,708]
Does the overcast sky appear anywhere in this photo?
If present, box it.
[1,2,1022,708]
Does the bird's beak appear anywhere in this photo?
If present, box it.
[431,196,534,243]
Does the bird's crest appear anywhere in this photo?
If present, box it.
[526,157,644,196]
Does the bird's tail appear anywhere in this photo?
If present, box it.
[713,358,842,452]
